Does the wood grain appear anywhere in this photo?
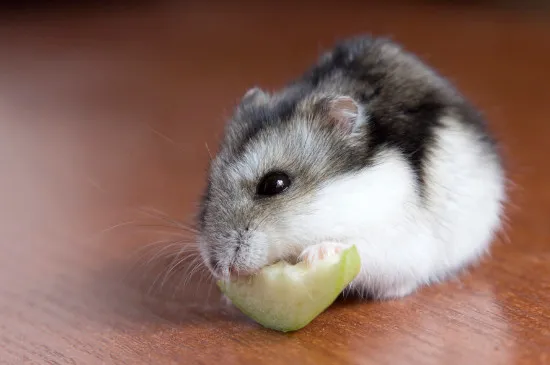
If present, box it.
[0,2,549,364]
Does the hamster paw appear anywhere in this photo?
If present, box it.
[299,241,350,266]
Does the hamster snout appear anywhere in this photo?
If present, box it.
[202,226,272,277]
[197,35,506,299]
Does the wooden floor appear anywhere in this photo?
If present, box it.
[1,1,549,364]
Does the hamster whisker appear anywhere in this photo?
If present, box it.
[130,238,199,282]
[135,223,195,236]
[204,275,216,304]
[130,240,183,264]
[144,242,195,267]
[84,220,139,243]
[147,255,184,294]
[205,142,213,161]
[138,206,199,235]
[149,254,203,296]
[177,256,209,292]
[146,123,189,156]
[159,253,192,289]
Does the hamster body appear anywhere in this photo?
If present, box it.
[197,35,506,299]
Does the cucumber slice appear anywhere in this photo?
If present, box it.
[217,245,361,332]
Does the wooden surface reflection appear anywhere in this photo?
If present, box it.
[0,2,549,364]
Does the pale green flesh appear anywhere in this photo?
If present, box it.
[217,245,361,332]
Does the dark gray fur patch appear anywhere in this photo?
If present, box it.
[232,95,300,156]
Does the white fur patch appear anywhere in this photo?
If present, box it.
[271,117,506,299]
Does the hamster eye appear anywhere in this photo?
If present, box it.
[256,172,291,196]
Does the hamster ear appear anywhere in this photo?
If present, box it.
[327,96,364,134]
[226,87,270,138]
[240,87,270,106]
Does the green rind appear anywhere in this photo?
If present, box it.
[218,245,361,332]
[341,245,362,289]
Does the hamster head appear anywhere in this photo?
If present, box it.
[198,88,415,278]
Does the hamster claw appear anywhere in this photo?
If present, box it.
[299,241,349,266]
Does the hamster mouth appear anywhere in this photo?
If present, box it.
[215,245,326,279]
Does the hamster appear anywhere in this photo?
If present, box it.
[197,35,506,300]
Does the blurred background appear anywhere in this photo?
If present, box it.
[0,1,549,364]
